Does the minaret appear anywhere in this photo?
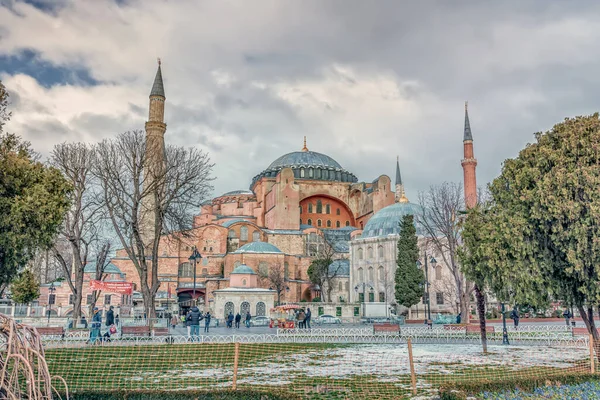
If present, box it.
[395,156,409,203]
[141,60,167,245]
[461,101,477,209]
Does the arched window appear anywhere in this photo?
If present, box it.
[284,262,289,279]
[240,226,248,241]
[367,247,373,259]
[234,261,241,268]
[327,220,331,227]
[258,262,268,276]
[338,281,343,291]
[256,302,266,316]
[317,220,322,227]
[228,230,236,238]
[316,200,323,213]
[358,267,364,282]
[202,268,208,275]
[378,266,384,281]
[242,278,247,286]
[308,203,313,213]
[435,265,442,280]
[224,301,235,318]
[368,267,374,281]
[299,206,302,214]
[336,221,341,228]
[252,231,261,242]
[241,301,251,315]
[307,219,312,226]
[378,246,384,258]
[326,204,331,214]
[357,248,363,260]
[300,168,305,178]
[178,262,192,278]
[345,221,350,227]
[336,208,341,216]
[308,168,314,178]
[345,281,349,291]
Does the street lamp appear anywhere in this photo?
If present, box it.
[47,282,56,324]
[417,258,432,328]
[501,302,510,345]
[188,247,202,305]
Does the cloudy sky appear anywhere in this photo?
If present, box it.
[2,0,600,201]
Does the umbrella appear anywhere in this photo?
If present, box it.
[277,304,300,311]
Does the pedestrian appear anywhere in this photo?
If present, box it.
[106,306,115,327]
[563,309,571,327]
[186,305,203,340]
[80,315,88,329]
[204,312,211,333]
[510,306,520,330]
[170,314,178,329]
[245,311,251,328]
[305,308,312,329]
[297,309,306,329]
[456,312,462,324]
[235,312,241,329]
[89,307,102,345]
[115,314,119,327]
[227,312,234,328]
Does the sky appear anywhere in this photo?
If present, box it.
[2,0,600,201]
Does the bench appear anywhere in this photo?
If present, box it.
[120,326,151,337]
[466,325,495,334]
[153,327,169,336]
[572,327,600,337]
[36,327,65,338]
[373,323,400,335]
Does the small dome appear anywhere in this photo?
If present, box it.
[84,262,123,275]
[221,189,254,196]
[361,202,425,238]
[233,242,282,254]
[231,264,257,275]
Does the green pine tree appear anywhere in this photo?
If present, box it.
[395,214,424,307]
[11,269,40,304]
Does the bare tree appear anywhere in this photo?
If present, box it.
[50,142,105,323]
[258,263,286,305]
[378,266,395,317]
[308,241,346,303]
[86,241,111,316]
[418,182,473,322]
[430,275,459,313]
[94,130,214,319]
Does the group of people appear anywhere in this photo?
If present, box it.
[226,311,252,328]
[89,305,117,344]
[295,307,311,329]
[184,306,212,336]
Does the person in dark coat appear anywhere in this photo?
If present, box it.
[106,306,115,327]
[245,312,251,328]
[305,308,312,329]
[510,307,520,329]
[227,312,234,328]
[90,307,102,344]
[235,313,241,329]
[186,306,203,339]
[563,309,571,327]
[456,312,462,324]
[204,312,211,333]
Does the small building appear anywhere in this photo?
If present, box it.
[212,264,276,319]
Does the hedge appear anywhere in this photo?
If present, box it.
[56,389,302,400]
[438,373,600,400]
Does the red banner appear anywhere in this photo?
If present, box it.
[90,280,133,295]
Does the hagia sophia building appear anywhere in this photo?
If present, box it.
[39,63,477,320]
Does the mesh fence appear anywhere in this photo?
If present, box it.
[37,330,597,399]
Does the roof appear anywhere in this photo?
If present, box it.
[322,229,352,253]
[395,158,402,185]
[231,264,256,275]
[220,190,254,196]
[150,64,165,97]
[221,219,252,228]
[233,242,283,254]
[328,259,350,276]
[268,151,343,170]
[84,262,123,275]
[361,202,426,238]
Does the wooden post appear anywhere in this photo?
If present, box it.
[407,337,417,395]
[232,341,240,390]
[590,335,596,374]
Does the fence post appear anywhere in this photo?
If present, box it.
[232,341,240,390]
[407,337,417,395]
[590,335,596,374]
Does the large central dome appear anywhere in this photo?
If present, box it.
[251,144,358,187]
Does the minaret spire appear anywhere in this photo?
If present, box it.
[395,156,408,203]
[461,101,477,209]
[301,136,308,152]
[150,59,165,98]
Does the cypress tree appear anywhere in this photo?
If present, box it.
[394,214,424,308]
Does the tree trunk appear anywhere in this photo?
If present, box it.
[473,284,487,353]
[579,305,599,341]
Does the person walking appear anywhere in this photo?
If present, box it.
[115,314,120,327]
[227,312,234,328]
[106,306,115,328]
[456,312,462,324]
[510,306,520,330]
[305,308,312,329]
[235,312,241,329]
[89,307,102,345]
[187,306,203,340]
[563,309,571,327]
[170,314,178,329]
[297,309,306,329]
[245,311,251,328]
[204,312,211,333]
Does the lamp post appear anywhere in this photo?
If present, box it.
[354,282,373,318]
[188,247,202,305]
[47,282,56,324]
[417,258,432,328]
[501,302,510,345]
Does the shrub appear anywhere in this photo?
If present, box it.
[312,297,321,302]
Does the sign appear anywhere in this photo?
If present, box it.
[90,280,133,295]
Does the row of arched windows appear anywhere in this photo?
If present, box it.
[356,246,385,260]
[179,263,208,278]
[228,226,261,242]
[302,219,350,228]
[302,201,342,216]
[224,301,266,318]
[357,266,386,282]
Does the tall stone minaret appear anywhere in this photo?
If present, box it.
[395,156,409,203]
[461,101,477,209]
[141,60,167,245]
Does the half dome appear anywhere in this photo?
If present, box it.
[233,242,283,254]
[361,202,425,238]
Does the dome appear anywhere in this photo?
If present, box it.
[233,242,283,254]
[361,202,425,238]
[251,149,358,187]
[84,262,123,275]
[231,264,257,275]
[221,190,254,196]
